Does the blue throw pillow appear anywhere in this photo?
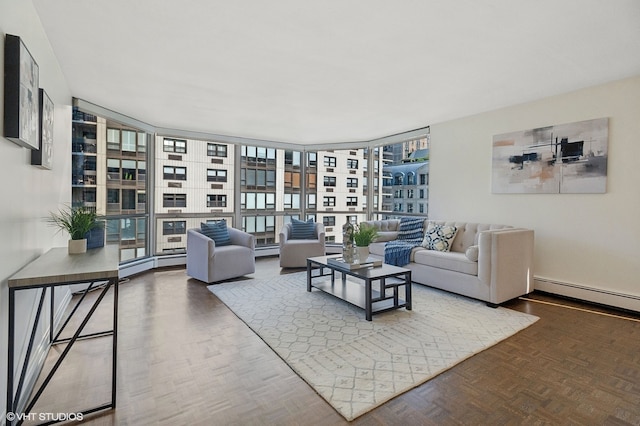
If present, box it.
[397,217,425,241]
[290,218,316,240]
[201,220,231,246]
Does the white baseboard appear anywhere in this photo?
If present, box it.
[120,257,156,278]
[256,246,279,257]
[534,276,640,313]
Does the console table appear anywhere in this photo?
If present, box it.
[6,246,119,425]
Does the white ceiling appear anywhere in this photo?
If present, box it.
[33,0,640,145]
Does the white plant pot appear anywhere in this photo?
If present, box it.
[356,246,370,264]
[68,238,87,254]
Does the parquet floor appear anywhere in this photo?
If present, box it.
[26,256,640,425]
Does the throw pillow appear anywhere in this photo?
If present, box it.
[397,217,425,241]
[290,218,316,240]
[422,222,458,252]
[201,220,231,246]
[465,245,479,261]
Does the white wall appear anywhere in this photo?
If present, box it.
[1,0,73,418]
[429,75,640,310]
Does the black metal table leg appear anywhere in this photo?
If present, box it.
[7,288,15,425]
[365,278,372,321]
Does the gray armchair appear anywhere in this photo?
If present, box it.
[279,222,326,268]
[187,227,255,283]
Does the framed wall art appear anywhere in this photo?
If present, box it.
[31,89,54,169]
[4,34,40,149]
[492,117,608,194]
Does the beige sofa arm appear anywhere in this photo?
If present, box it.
[477,228,534,304]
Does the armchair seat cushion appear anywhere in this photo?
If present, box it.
[413,249,478,276]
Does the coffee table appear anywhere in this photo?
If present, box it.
[306,255,412,321]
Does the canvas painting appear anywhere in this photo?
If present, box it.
[3,34,40,149]
[492,118,608,194]
[31,88,54,169]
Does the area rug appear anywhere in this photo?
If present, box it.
[208,272,538,421]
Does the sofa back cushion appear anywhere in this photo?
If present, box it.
[428,221,512,253]
[364,219,400,232]
[362,219,400,243]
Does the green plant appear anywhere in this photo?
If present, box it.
[47,205,102,240]
[352,223,378,247]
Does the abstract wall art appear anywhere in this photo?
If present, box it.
[492,118,608,194]
[4,34,40,149]
[31,89,54,169]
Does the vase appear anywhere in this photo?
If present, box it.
[68,238,87,254]
[85,227,105,249]
[356,246,370,264]
[342,221,356,263]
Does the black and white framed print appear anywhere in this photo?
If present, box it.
[31,89,54,169]
[4,34,40,149]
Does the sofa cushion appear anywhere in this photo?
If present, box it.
[290,218,316,239]
[413,250,478,276]
[369,241,386,257]
[422,222,458,252]
[201,221,231,246]
[375,231,398,242]
[366,219,400,232]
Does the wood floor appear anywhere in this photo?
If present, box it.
[27,256,640,425]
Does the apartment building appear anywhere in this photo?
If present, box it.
[154,138,387,253]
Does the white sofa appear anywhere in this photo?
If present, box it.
[363,219,534,306]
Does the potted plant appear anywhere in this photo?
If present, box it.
[352,223,378,263]
[47,205,103,254]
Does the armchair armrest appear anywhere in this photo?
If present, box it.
[187,229,215,259]
[228,227,255,251]
[279,224,291,247]
[314,223,325,242]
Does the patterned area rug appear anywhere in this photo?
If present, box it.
[208,272,538,421]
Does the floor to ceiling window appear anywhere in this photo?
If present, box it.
[72,104,429,259]
[72,107,150,263]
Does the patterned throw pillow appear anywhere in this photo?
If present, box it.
[290,218,316,240]
[201,220,231,246]
[422,222,458,252]
[397,217,425,241]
